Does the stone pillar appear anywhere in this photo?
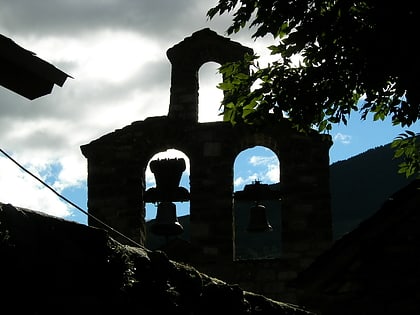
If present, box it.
[81,144,146,246]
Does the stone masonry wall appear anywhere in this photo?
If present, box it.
[81,28,333,303]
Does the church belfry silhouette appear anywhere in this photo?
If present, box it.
[81,28,332,303]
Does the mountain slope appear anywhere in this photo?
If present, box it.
[330,143,413,239]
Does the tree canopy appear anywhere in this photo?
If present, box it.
[207,0,419,177]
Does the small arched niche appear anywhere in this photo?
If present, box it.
[233,146,282,260]
[198,62,224,123]
[144,149,190,249]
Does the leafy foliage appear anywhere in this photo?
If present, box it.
[391,131,420,178]
[208,0,420,177]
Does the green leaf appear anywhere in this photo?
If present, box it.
[218,82,234,91]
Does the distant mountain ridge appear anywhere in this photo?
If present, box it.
[330,142,413,239]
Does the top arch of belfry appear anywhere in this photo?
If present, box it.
[166,28,253,122]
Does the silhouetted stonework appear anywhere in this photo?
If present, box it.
[0,202,315,315]
[81,28,333,303]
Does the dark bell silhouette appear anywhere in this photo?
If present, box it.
[144,158,190,203]
[151,202,184,236]
[234,180,278,233]
[247,203,273,232]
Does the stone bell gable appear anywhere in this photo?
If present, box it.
[166,28,253,122]
[81,28,332,303]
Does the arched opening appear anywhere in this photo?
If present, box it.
[198,62,224,123]
[144,149,190,250]
[233,146,282,260]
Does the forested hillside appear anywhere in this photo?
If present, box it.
[330,143,413,239]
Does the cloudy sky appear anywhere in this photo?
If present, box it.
[1,0,418,224]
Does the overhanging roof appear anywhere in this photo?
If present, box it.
[0,34,72,100]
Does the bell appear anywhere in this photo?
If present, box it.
[247,203,273,232]
[150,158,185,194]
[151,202,184,236]
[145,158,190,202]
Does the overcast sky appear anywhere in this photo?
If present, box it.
[1,0,417,223]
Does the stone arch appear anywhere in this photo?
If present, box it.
[144,148,190,220]
[231,131,286,185]
[233,145,280,191]
[233,145,282,260]
[198,61,224,122]
[166,28,253,122]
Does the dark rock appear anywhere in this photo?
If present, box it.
[0,202,314,315]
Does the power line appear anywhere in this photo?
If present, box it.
[0,148,142,248]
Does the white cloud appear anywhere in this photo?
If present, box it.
[249,155,279,182]
[265,163,280,182]
[0,1,374,224]
[0,156,71,218]
[234,174,259,189]
[234,176,246,188]
[54,155,87,191]
[249,155,276,166]
[198,62,224,123]
[334,133,352,144]
[60,30,162,85]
